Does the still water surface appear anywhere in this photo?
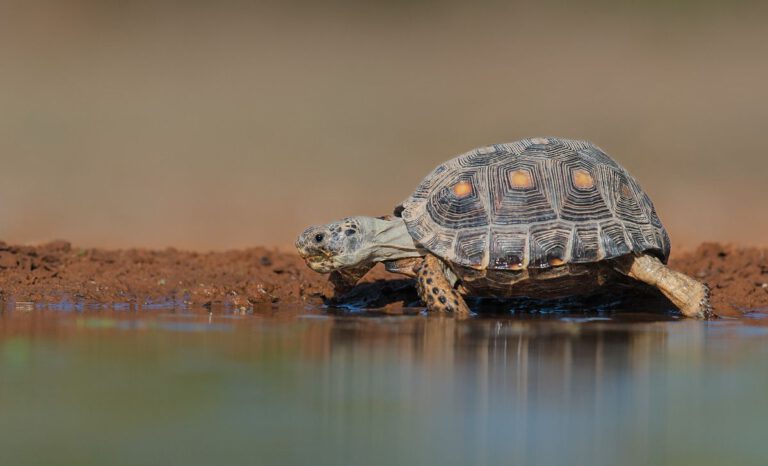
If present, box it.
[1,302,767,466]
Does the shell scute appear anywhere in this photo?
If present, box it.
[489,228,528,269]
[489,160,558,226]
[570,224,601,263]
[425,168,489,229]
[555,157,613,222]
[528,222,573,269]
[599,220,633,258]
[453,228,488,268]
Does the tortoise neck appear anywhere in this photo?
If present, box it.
[363,216,424,263]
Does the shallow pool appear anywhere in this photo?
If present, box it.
[1,301,767,465]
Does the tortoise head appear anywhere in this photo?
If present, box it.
[295,217,370,273]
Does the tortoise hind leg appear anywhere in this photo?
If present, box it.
[417,254,472,317]
[614,253,714,319]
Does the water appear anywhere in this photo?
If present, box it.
[1,302,767,466]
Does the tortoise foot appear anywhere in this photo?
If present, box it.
[417,254,472,318]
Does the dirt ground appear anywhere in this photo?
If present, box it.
[0,240,765,318]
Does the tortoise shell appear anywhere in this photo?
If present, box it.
[398,137,670,271]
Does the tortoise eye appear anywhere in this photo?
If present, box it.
[314,233,325,243]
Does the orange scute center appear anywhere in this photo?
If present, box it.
[548,257,566,267]
[573,169,594,189]
[453,181,473,197]
[509,170,534,189]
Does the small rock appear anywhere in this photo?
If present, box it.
[259,256,273,266]
[42,240,71,253]
[41,254,59,264]
[0,251,17,269]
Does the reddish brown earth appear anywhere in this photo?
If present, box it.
[0,240,765,317]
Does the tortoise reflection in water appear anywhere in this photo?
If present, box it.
[296,137,712,319]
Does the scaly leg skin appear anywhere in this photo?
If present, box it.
[416,254,472,318]
[329,264,373,297]
[615,253,714,319]
[384,257,423,278]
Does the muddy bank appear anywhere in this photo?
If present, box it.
[0,240,765,317]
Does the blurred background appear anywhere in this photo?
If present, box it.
[0,0,766,251]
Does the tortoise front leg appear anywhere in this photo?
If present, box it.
[614,253,714,319]
[416,254,472,317]
[384,257,423,278]
[329,264,373,296]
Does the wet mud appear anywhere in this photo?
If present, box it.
[0,240,765,317]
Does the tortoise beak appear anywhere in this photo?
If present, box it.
[295,242,331,264]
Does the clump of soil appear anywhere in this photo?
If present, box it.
[0,240,765,317]
[0,240,395,310]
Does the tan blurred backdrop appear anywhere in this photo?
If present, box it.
[1,0,766,250]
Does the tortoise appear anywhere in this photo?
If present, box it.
[295,137,712,318]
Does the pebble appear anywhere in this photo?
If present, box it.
[42,240,71,253]
[0,251,17,269]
